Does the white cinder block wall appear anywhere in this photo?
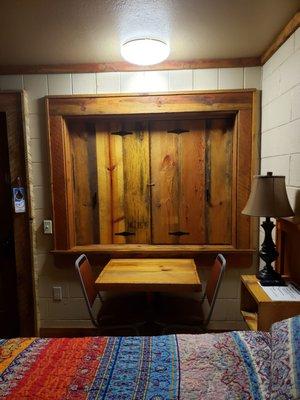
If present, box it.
[261,28,300,212]
[0,67,261,332]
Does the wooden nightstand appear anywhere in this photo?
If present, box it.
[240,275,300,331]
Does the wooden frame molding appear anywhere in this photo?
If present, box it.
[46,90,259,267]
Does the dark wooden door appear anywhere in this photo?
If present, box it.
[0,112,19,337]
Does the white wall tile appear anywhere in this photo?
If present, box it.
[0,75,23,90]
[96,72,120,93]
[72,73,96,94]
[33,186,50,211]
[286,186,300,213]
[211,299,240,321]
[280,50,300,93]
[39,276,69,298]
[193,68,218,90]
[32,162,45,186]
[244,67,262,89]
[30,138,45,162]
[261,155,290,181]
[219,68,243,89]
[47,298,89,320]
[261,119,300,157]
[169,70,193,91]
[34,209,53,253]
[23,75,48,114]
[261,91,291,132]
[291,84,300,120]
[48,74,72,95]
[144,71,169,92]
[263,35,294,79]
[261,69,280,106]
[38,298,48,319]
[28,114,46,139]
[295,27,300,51]
[290,154,300,187]
[120,72,146,92]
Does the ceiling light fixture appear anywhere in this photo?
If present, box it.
[121,38,170,66]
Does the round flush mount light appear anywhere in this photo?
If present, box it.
[121,38,170,66]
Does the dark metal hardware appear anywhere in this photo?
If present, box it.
[206,188,211,203]
[168,231,190,236]
[111,130,133,137]
[92,192,98,209]
[147,183,155,187]
[115,231,135,236]
[167,128,190,135]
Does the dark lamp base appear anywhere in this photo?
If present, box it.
[257,267,286,287]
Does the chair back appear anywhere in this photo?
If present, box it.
[203,253,226,326]
[75,254,99,327]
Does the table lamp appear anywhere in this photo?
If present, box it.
[242,171,294,286]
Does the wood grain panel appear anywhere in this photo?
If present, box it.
[150,121,179,244]
[178,120,206,244]
[109,122,126,243]
[68,120,98,245]
[96,121,112,244]
[122,120,150,243]
[49,115,70,249]
[205,118,233,244]
[150,119,205,244]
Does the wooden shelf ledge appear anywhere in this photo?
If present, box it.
[51,245,255,268]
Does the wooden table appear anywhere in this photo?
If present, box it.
[95,258,201,292]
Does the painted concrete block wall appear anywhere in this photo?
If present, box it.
[261,28,300,216]
[0,66,261,331]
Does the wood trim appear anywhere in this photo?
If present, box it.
[52,244,255,254]
[236,109,252,249]
[261,11,300,65]
[47,91,254,117]
[0,57,261,75]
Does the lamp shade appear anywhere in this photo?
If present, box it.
[242,172,294,217]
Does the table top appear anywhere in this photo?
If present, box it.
[95,258,201,292]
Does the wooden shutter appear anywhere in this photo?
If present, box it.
[150,119,206,244]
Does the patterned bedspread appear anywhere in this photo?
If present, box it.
[0,330,272,400]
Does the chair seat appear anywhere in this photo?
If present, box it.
[155,294,204,326]
[97,293,147,326]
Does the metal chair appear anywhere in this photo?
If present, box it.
[155,254,226,334]
[75,254,147,335]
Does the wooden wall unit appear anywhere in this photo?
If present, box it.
[46,90,260,266]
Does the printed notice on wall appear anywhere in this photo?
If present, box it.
[12,187,26,213]
[261,284,300,301]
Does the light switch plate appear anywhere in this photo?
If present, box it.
[53,286,62,301]
[43,220,53,234]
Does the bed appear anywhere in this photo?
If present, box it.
[1,316,299,400]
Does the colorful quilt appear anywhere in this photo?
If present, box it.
[0,330,273,400]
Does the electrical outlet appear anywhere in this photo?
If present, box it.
[53,286,62,301]
[43,220,53,234]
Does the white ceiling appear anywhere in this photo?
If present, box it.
[0,0,299,65]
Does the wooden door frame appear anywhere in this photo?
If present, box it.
[0,91,35,336]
